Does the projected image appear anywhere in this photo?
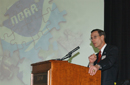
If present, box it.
[0,0,67,85]
[0,0,104,85]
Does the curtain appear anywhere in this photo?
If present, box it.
[104,0,130,81]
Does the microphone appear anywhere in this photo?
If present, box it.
[67,46,80,56]
[60,46,80,60]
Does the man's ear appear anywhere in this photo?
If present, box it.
[101,35,105,40]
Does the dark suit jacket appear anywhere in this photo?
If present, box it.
[94,44,118,85]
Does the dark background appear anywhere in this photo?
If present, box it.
[104,0,130,81]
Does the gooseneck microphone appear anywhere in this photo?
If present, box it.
[59,46,80,60]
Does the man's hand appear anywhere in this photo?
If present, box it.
[88,65,100,76]
[88,54,97,66]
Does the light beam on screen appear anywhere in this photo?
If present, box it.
[0,0,104,85]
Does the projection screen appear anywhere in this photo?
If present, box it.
[0,0,104,85]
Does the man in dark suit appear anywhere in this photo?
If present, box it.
[88,29,118,85]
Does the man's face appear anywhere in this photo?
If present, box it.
[91,31,104,49]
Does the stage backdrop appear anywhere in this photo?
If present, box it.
[0,0,104,85]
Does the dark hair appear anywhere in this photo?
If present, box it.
[91,29,106,39]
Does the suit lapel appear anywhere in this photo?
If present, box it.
[101,45,110,60]
[95,44,109,64]
[102,45,109,55]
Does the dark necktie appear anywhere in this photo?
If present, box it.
[97,51,101,63]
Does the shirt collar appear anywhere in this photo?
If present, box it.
[100,44,107,55]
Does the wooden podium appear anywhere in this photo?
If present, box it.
[31,60,101,85]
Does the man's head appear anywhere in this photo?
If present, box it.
[90,29,106,50]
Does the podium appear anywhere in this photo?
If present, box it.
[31,60,101,85]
